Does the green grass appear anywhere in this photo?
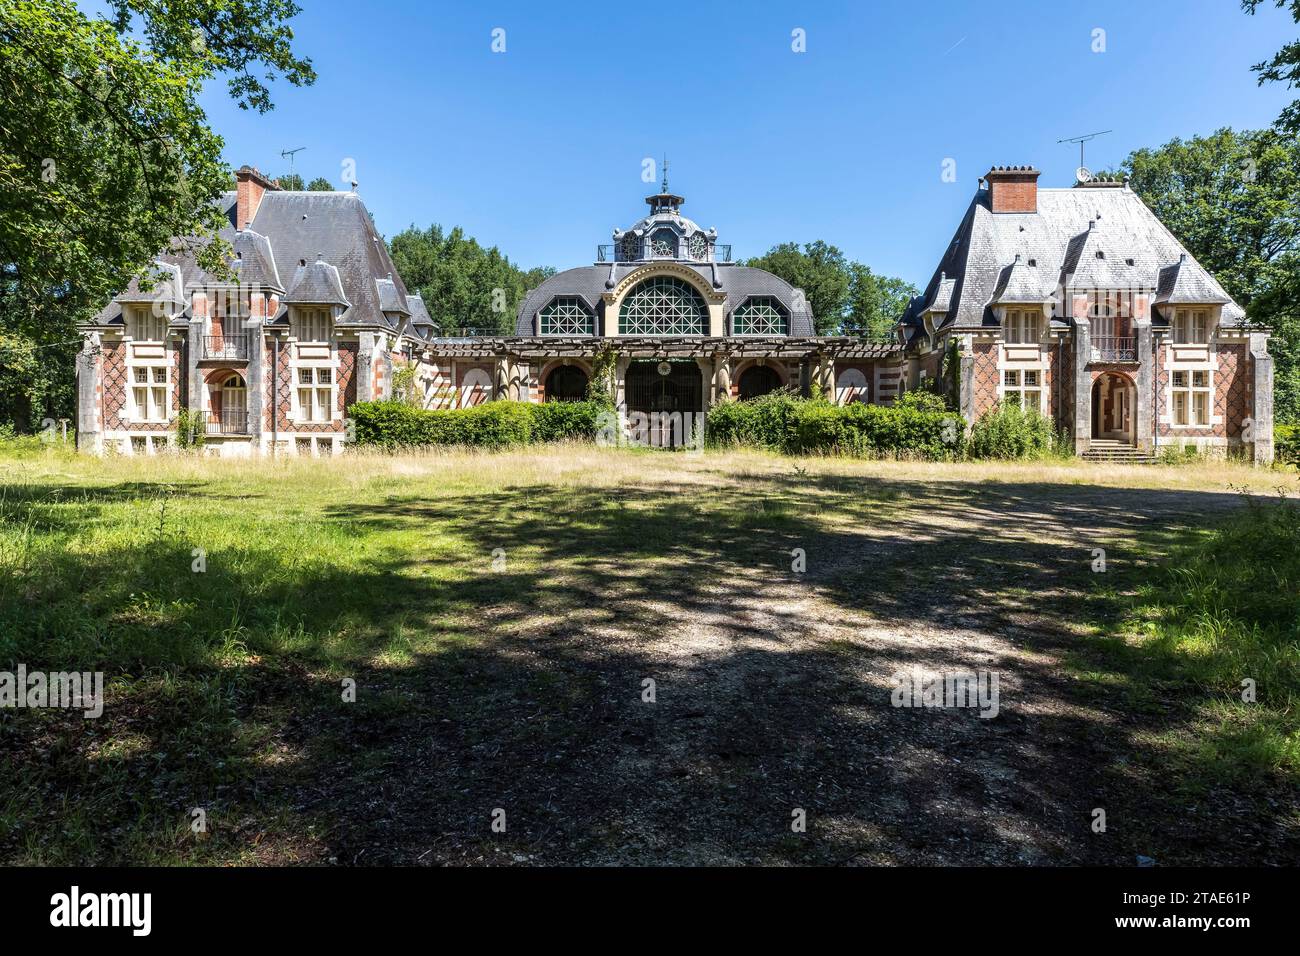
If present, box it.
[0,440,1296,864]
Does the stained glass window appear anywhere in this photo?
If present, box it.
[619,276,707,335]
[539,297,594,335]
[732,297,789,336]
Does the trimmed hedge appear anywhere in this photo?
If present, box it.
[350,399,606,449]
[707,394,965,460]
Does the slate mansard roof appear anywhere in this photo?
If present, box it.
[900,182,1244,344]
[93,190,412,331]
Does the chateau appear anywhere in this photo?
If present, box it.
[77,164,1273,462]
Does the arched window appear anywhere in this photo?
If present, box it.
[738,364,782,400]
[545,364,589,402]
[618,275,707,335]
[618,233,641,262]
[539,297,594,335]
[733,297,789,336]
[650,229,677,258]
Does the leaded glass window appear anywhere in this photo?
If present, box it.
[539,297,594,335]
[619,275,707,335]
[687,234,709,260]
[650,229,677,258]
[619,233,641,262]
[732,297,789,336]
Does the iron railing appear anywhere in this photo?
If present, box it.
[200,333,251,361]
[595,244,733,263]
[206,416,249,435]
[1091,336,1137,362]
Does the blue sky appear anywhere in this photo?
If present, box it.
[190,0,1294,286]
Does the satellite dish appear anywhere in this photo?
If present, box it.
[1076,166,1093,184]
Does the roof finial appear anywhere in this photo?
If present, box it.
[661,154,669,195]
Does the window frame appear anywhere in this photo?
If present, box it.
[292,306,333,344]
[1169,368,1212,427]
[293,363,336,423]
[1000,367,1044,412]
[1173,309,1210,345]
[129,305,168,343]
[129,361,171,422]
[1002,309,1042,345]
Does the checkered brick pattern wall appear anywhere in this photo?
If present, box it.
[971,342,999,418]
[267,342,355,434]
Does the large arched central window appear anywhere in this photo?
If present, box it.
[618,275,707,335]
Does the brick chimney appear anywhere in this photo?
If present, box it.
[234,165,280,230]
[984,165,1040,214]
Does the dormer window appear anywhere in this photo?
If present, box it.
[293,307,332,343]
[1003,309,1041,344]
[129,305,167,342]
[1173,309,1209,344]
[687,234,709,260]
[619,233,641,262]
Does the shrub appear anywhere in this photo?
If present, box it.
[708,393,963,460]
[349,399,608,449]
[967,402,1062,460]
[897,389,948,414]
[527,400,606,442]
[1276,423,1299,466]
[706,390,801,449]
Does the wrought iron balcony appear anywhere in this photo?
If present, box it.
[595,244,733,263]
[207,416,249,435]
[1091,336,1137,362]
[200,333,251,362]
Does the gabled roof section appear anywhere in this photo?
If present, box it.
[376,276,411,316]
[1155,253,1232,306]
[901,181,1246,332]
[282,256,349,307]
[991,255,1057,305]
[90,187,413,331]
[113,259,186,312]
[230,229,283,292]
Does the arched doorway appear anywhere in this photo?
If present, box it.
[835,368,868,405]
[460,367,491,407]
[212,372,247,434]
[1091,372,1135,442]
[624,359,703,447]
[545,364,589,402]
[738,364,782,400]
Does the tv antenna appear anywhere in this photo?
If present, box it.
[280,147,306,174]
[1057,130,1110,183]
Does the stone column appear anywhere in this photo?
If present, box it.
[356,331,374,401]
[615,354,631,412]
[711,353,731,405]
[1073,317,1092,454]
[246,306,264,441]
[1134,321,1154,453]
[1250,331,1274,465]
[694,356,712,415]
[958,335,975,424]
[76,333,102,454]
[494,355,509,401]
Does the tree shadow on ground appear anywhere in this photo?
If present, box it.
[2,468,1295,865]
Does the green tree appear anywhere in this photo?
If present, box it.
[276,172,305,190]
[1244,0,1300,135]
[743,241,850,334]
[844,263,917,342]
[306,177,334,191]
[0,0,314,430]
[389,224,552,336]
[1118,127,1300,421]
[744,241,915,339]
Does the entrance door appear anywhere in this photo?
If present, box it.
[217,374,247,434]
[624,360,703,447]
[1091,373,1134,442]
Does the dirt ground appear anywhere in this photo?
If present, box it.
[259,454,1296,866]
